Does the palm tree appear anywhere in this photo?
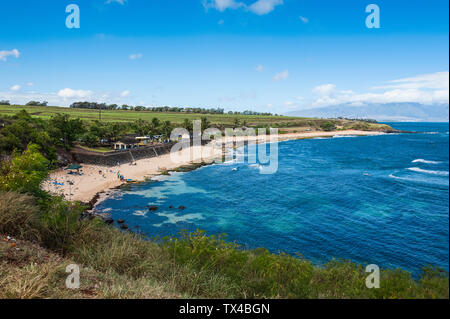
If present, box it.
[161,121,173,140]
[201,117,211,131]
[182,119,191,132]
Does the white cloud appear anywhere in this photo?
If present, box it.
[57,88,93,99]
[129,53,143,60]
[27,82,34,87]
[311,71,449,107]
[10,85,21,91]
[312,84,336,96]
[372,71,449,90]
[255,64,265,72]
[203,0,244,12]
[121,90,131,97]
[299,16,309,23]
[248,0,283,15]
[106,0,127,4]
[203,0,282,15]
[0,49,20,62]
[273,70,289,81]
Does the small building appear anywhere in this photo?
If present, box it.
[113,136,140,150]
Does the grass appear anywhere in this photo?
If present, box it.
[77,145,113,153]
[0,104,302,126]
[0,191,448,299]
[0,105,394,132]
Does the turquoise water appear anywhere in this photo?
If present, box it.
[96,123,449,274]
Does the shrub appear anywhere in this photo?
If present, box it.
[39,196,91,252]
[0,143,49,196]
[0,192,41,241]
[320,121,336,132]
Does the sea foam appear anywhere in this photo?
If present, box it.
[412,159,441,164]
[407,167,449,176]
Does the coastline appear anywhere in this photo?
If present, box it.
[42,130,387,205]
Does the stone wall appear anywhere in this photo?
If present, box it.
[71,143,176,166]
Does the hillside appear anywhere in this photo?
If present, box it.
[0,104,395,132]
[0,104,299,126]
[287,103,450,122]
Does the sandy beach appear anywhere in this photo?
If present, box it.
[42,130,385,203]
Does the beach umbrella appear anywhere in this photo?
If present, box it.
[65,164,83,170]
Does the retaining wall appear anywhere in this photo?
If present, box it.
[71,143,176,166]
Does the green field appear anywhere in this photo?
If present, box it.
[0,104,303,126]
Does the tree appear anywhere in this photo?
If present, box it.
[0,100,10,105]
[80,132,99,147]
[0,110,56,161]
[201,117,211,131]
[26,101,47,106]
[182,119,192,132]
[48,114,85,149]
[161,121,173,139]
[320,121,336,132]
[133,119,151,136]
[0,143,49,196]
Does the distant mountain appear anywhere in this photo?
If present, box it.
[286,103,449,122]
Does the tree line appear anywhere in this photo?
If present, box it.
[69,101,275,116]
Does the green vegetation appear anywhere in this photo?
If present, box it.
[320,121,337,132]
[0,104,294,126]
[0,106,395,156]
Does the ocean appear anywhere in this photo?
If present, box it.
[95,123,449,275]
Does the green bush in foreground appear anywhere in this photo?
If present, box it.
[0,192,448,299]
[162,230,449,299]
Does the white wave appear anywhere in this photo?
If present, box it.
[389,173,403,180]
[412,159,441,165]
[407,167,449,176]
[133,210,148,217]
[333,135,358,138]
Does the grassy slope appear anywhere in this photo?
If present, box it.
[0,104,300,125]
[0,235,182,299]
[0,105,394,132]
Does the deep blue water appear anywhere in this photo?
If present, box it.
[96,123,449,275]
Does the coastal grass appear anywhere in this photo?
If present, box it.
[0,192,448,299]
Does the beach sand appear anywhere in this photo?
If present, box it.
[42,130,385,203]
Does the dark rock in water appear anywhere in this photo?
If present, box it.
[169,205,174,209]
[104,217,114,225]
[121,224,129,230]
[148,205,158,212]
[178,205,186,210]
[117,219,125,224]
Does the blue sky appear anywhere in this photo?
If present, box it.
[0,0,448,113]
